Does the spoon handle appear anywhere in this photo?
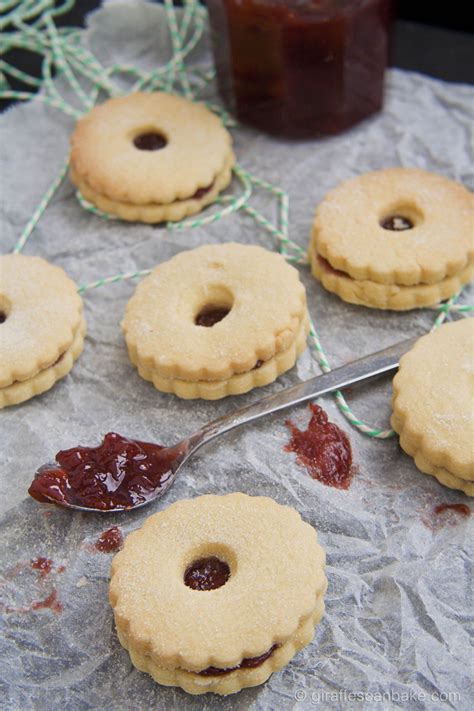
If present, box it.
[192,335,419,449]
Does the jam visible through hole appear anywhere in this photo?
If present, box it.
[28,432,181,511]
[184,556,230,591]
[380,215,414,231]
[195,307,230,327]
[133,132,167,151]
[0,311,6,324]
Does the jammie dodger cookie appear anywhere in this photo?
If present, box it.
[109,493,327,695]
[391,319,474,496]
[69,92,235,223]
[309,168,473,310]
[0,254,85,408]
[122,243,309,399]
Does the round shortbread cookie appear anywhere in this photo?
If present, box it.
[122,243,308,384]
[0,254,84,388]
[310,168,473,309]
[70,92,235,217]
[109,493,327,695]
[391,319,474,494]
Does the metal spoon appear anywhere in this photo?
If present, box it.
[29,335,418,512]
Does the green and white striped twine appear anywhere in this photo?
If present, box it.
[1,0,472,440]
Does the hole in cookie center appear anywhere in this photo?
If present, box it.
[0,311,6,324]
[184,557,230,591]
[133,131,167,151]
[379,202,423,232]
[195,306,231,327]
[380,215,414,231]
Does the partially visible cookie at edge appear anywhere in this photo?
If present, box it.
[0,254,85,408]
[391,319,474,495]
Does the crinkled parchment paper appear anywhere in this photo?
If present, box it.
[1,2,473,710]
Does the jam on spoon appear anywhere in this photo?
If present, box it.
[28,432,183,511]
[27,337,418,512]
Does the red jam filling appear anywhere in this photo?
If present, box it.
[195,307,230,327]
[380,215,414,231]
[434,503,470,518]
[28,432,181,511]
[133,132,167,150]
[95,526,124,553]
[191,183,213,200]
[184,557,230,591]
[199,644,279,676]
[285,403,354,489]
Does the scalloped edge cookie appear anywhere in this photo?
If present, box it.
[0,316,86,408]
[70,92,235,221]
[310,244,474,310]
[0,254,84,388]
[311,168,473,287]
[391,319,474,494]
[135,315,309,400]
[122,243,308,383]
[109,493,327,695]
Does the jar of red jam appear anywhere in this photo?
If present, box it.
[206,0,393,137]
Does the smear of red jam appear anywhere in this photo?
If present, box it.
[422,502,471,531]
[199,644,278,676]
[195,307,230,327]
[434,503,470,518]
[31,588,63,613]
[95,526,124,553]
[184,557,230,591]
[285,403,353,489]
[31,557,54,579]
[28,432,182,511]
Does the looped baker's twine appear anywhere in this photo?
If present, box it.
[1,0,471,439]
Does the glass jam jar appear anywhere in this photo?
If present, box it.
[206,0,393,137]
